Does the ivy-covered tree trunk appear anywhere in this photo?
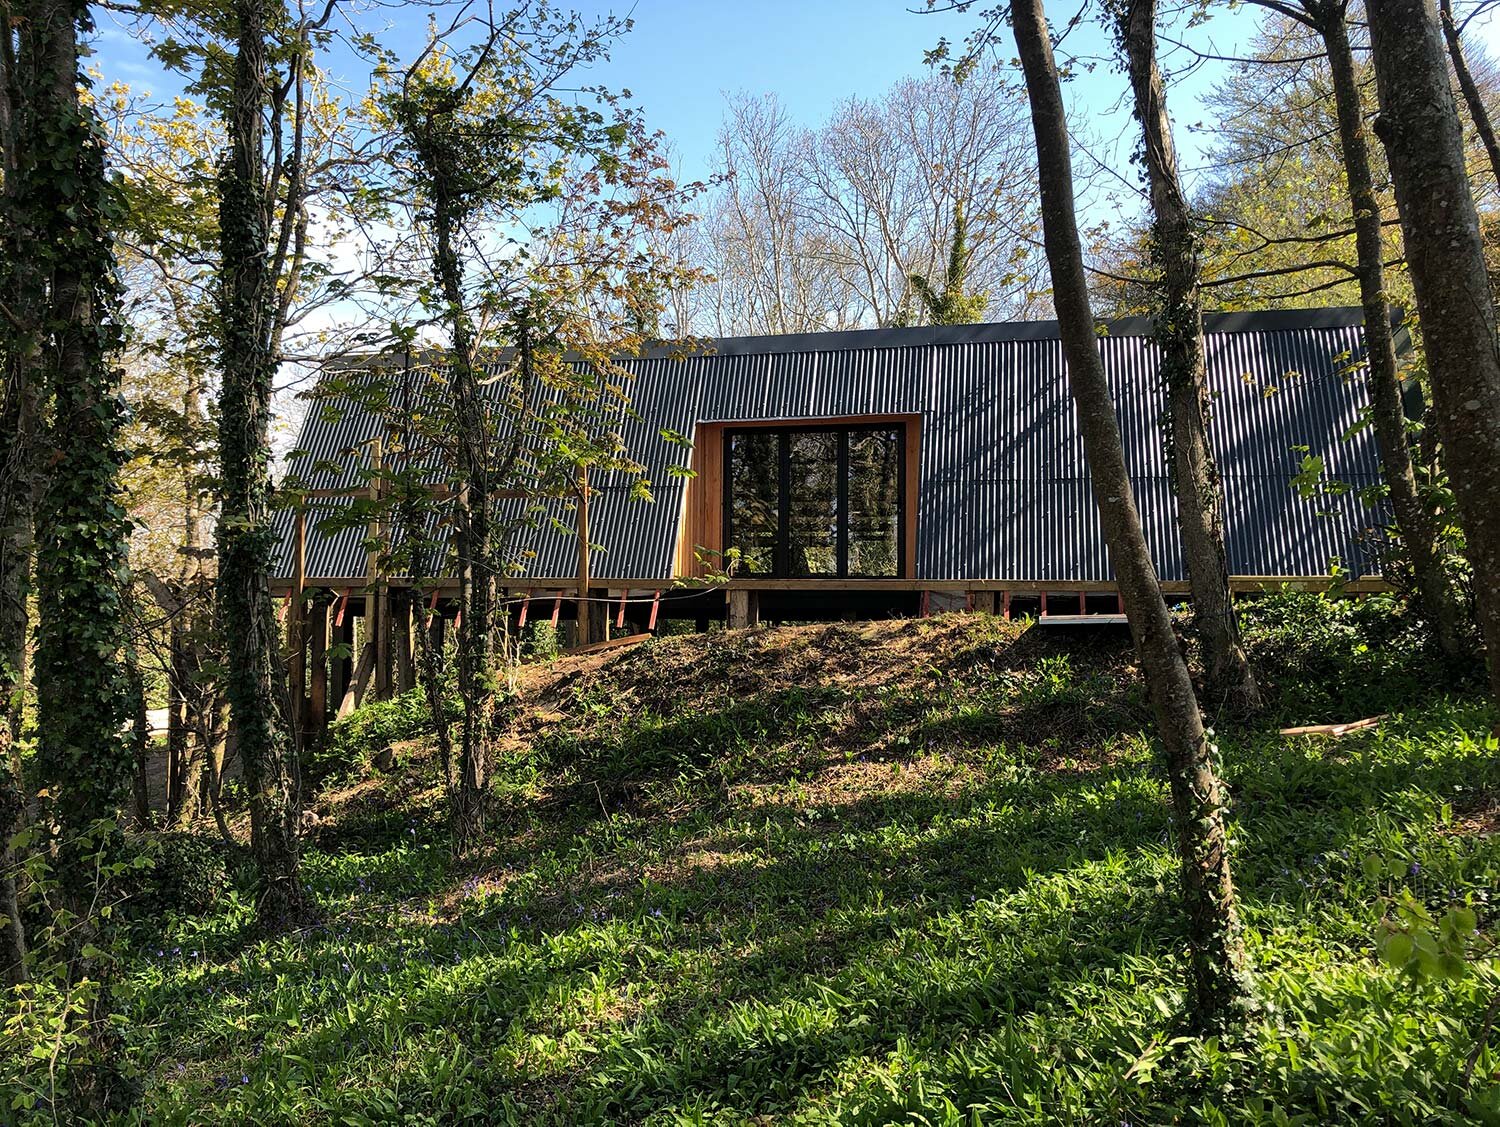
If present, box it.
[218,0,307,924]
[1010,0,1255,1029]
[1315,2,1466,660]
[0,0,36,989]
[1367,0,1500,708]
[21,0,134,1108]
[1119,0,1260,715]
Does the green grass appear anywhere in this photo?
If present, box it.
[107,609,1500,1123]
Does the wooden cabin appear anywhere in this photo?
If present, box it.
[272,307,1393,728]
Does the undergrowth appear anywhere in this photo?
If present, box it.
[39,595,1500,1124]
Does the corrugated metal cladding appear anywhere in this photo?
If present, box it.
[274,307,1388,584]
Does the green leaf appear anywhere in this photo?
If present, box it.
[1377,930,1412,968]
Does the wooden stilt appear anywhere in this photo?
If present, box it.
[309,599,329,742]
[333,587,350,628]
[728,588,760,629]
[395,591,414,693]
[1002,590,1011,621]
[550,592,562,628]
[330,611,354,707]
[288,508,308,746]
[616,591,628,630]
[517,590,531,629]
[1078,591,1086,615]
[1040,591,1049,618]
[648,590,661,632]
[577,466,600,644]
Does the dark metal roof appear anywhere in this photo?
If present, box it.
[275,306,1389,584]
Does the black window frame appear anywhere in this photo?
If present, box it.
[723,422,907,579]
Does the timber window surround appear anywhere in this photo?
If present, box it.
[723,423,906,578]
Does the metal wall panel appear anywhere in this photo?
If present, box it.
[275,308,1389,584]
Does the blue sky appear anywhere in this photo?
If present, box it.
[94,0,1500,215]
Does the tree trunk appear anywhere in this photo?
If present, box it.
[423,163,496,853]
[165,605,188,818]
[0,0,38,992]
[127,638,151,828]
[1440,0,1500,193]
[218,0,307,925]
[24,0,134,1109]
[1316,2,1467,660]
[1010,0,1255,1028]
[1120,0,1261,714]
[172,678,208,832]
[1368,0,1500,708]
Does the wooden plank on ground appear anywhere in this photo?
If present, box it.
[1279,715,1385,738]
[336,642,377,720]
[570,632,652,656]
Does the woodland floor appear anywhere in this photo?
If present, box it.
[116,607,1500,1124]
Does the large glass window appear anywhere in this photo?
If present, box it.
[724,424,905,578]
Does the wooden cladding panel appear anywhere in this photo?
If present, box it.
[673,414,920,580]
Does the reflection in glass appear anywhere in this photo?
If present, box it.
[725,424,903,578]
[847,429,900,577]
[728,432,779,574]
[787,431,839,576]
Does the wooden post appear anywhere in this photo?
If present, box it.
[330,603,353,707]
[648,590,661,632]
[395,590,414,693]
[309,598,329,742]
[728,589,759,630]
[576,465,602,643]
[289,506,308,746]
[367,437,392,701]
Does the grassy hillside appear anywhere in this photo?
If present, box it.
[119,602,1499,1124]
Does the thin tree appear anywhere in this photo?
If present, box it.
[216,0,311,924]
[1247,0,1467,660]
[1440,0,1500,191]
[1113,0,1261,713]
[371,4,701,851]
[1004,0,1256,1026]
[1366,0,1500,707]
